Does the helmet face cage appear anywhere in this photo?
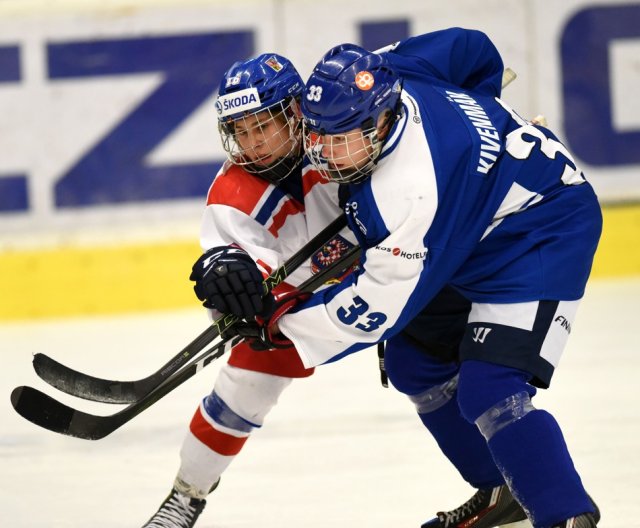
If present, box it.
[219,96,302,183]
[303,120,383,184]
[301,44,401,184]
[216,53,304,183]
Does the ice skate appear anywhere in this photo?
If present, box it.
[421,484,530,528]
[142,487,206,528]
[548,493,600,528]
[551,499,600,528]
[551,512,598,528]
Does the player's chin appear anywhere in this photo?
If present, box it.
[330,163,358,175]
[251,156,273,166]
[328,162,350,172]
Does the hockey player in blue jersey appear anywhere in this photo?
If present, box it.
[143,48,516,528]
[254,28,603,528]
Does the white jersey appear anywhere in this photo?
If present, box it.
[201,159,352,291]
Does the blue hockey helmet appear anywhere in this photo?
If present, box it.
[216,53,305,183]
[302,44,402,183]
[301,43,402,135]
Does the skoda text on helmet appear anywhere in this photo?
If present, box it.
[216,53,304,183]
[301,44,402,184]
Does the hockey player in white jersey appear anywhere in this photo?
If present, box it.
[251,29,603,528]
[141,53,354,527]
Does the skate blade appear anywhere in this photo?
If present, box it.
[498,521,533,528]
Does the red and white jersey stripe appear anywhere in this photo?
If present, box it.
[200,159,351,288]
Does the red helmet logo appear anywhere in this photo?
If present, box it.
[355,71,375,90]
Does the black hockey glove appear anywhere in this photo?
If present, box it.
[189,245,274,318]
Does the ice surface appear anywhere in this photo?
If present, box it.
[2,278,639,527]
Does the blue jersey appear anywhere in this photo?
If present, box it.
[280,28,602,368]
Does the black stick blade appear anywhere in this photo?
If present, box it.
[32,353,139,404]
[11,385,74,432]
[10,386,115,440]
[10,339,239,441]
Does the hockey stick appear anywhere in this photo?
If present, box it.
[31,214,347,404]
[498,69,548,126]
[11,244,361,440]
[16,66,519,436]
[501,67,516,89]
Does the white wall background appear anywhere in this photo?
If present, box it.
[1,0,639,244]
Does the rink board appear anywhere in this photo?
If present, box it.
[1,203,638,321]
[1,0,639,320]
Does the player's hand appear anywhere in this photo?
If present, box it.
[225,321,290,351]
[189,245,274,318]
[531,114,548,126]
[247,289,311,351]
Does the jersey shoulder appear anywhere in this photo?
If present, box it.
[206,161,271,215]
[301,158,329,196]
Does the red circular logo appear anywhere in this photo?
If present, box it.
[355,71,375,91]
[392,247,400,256]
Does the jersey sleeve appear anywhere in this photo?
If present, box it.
[200,162,304,278]
[200,204,283,275]
[279,109,440,368]
[384,28,504,97]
